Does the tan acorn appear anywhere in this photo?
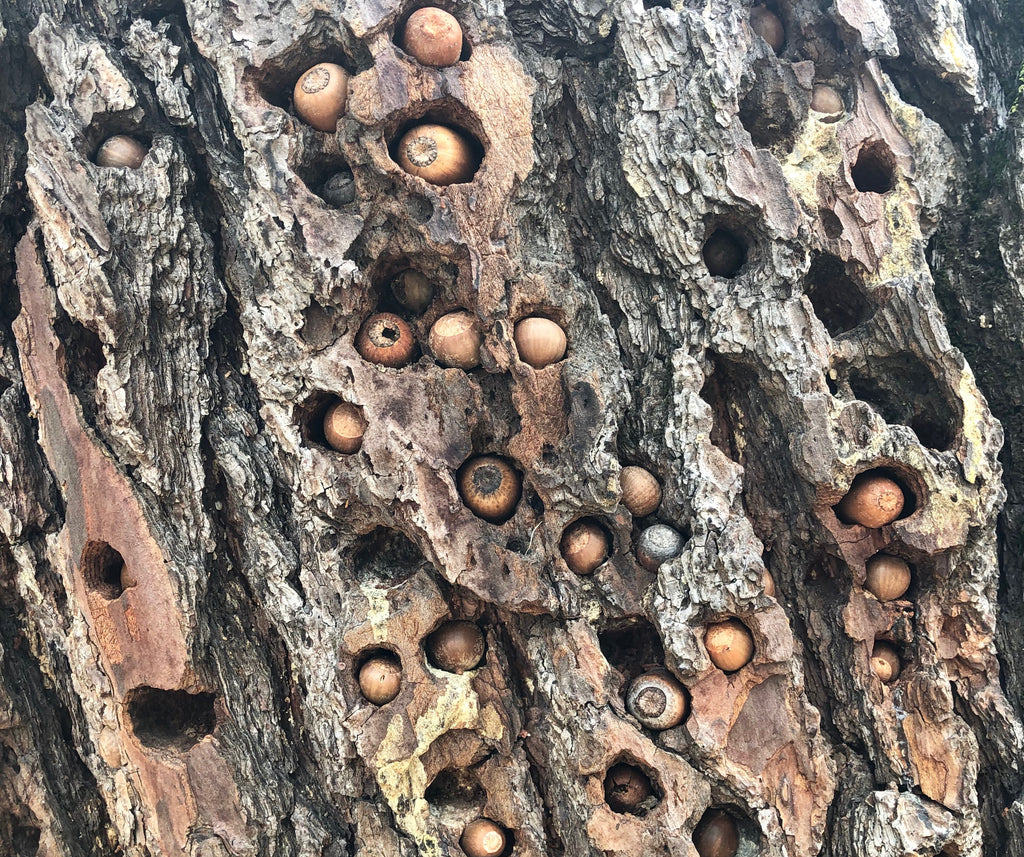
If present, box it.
[402,7,464,68]
[864,554,911,601]
[560,519,610,575]
[703,230,746,277]
[426,620,485,673]
[810,84,844,118]
[835,472,906,528]
[396,123,478,185]
[604,763,652,813]
[428,310,482,369]
[323,402,367,453]
[358,653,401,704]
[871,641,901,682]
[514,317,567,368]
[693,809,739,857]
[95,135,148,169]
[391,270,434,314]
[356,312,416,367]
[750,6,784,52]
[704,619,755,672]
[457,455,521,523]
[293,62,349,132]
[620,466,662,517]
[762,568,777,598]
[626,669,689,730]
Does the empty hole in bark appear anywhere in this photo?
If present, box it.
[846,357,958,450]
[125,687,217,751]
[425,767,486,812]
[394,4,473,62]
[739,85,799,150]
[52,316,105,426]
[11,825,40,855]
[299,302,341,350]
[599,618,665,685]
[385,99,487,181]
[345,527,428,585]
[805,254,872,336]
[820,208,843,238]
[603,756,661,816]
[294,391,338,448]
[700,356,741,462]
[851,141,896,194]
[407,195,435,223]
[702,228,748,278]
[643,0,672,7]
[824,372,839,397]
[80,541,133,600]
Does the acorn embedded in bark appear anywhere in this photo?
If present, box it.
[864,553,911,601]
[810,84,844,119]
[323,402,366,453]
[626,668,689,730]
[635,524,683,571]
[358,653,402,705]
[704,618,755,672]
[560,519,610,575]
[834,472,906,528]
[604,763,652,813]
[457,455,522,523]
[402,7,464,68]
[460,818,507,857]
[356,312,416,367]
[293,62,350,132]
[871,641,901,682]
[391,270,434,315]
[95,135,148,169]
[396,123,478,185]
[619,466,662,517]
[428,310,482,369]
[514,317,567,368]
[426,620,485,673]
[750,5,784,52]
[693,809,740,857]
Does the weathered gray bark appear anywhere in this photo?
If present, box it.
[1,0,1023,855]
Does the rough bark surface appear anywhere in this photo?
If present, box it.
[0,0,1023,855]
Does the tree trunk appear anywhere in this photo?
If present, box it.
[1,0,1023,855]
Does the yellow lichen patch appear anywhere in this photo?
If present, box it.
[782,119,843,210]
[957,368,986,484]
[359,580,392,642]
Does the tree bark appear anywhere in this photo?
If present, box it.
[1,1,1023,855]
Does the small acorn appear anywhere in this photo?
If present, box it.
[834,472,906,528]
[356,312,416,367]
[636,524,683,571]
[604,763,652,814]
[95,135,148,169]
[320,170,356,207]
[864,553,911,601]
[810,84,844,119]
[514,317,567,368]
[323,401,367,453]
[460,818,506,857]
[704,619,755,672]
[626,668,689,730]
[702,230,746,277]
[560,519,610,575]
[428,310,482,369]
[293,62,350,132]
[871,641,901,683]
[402,7,464,68]
[762,568,777,598]
[396,123,478,185]
[620,466,662,517]
[457,455,522,523]
[426,620,485,673]
[693,809,740,857]
[358,653,402,705]
[750,6,784,52]
[391,270,434,314]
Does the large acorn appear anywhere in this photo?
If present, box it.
[396,123,478,185]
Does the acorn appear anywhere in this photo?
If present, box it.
[356,312,416,367]
[402,7,464,68]
[750,6,784,52]
[293,62,349,132]
[428,310,482,369]
[620,466,661,517]
[396,123,478,185]
[702,230,746,277]
[762,568,777,599]
[693,809,739,857]
[704,619,755,672]
[871,641,901,682]
[626,669,689,730]
[460,818,506,857]
[426,620,485,673]
[513,317,567,368]
[834,472,906,528]
[358,653,402,705]
[457,455,522,523]
[810,84,844,119]
[864,554,911,601]
[604,763,652,814]
[391,270,434,314]
[320,170,356,206]
[635,524,683,571]
[560,519,610,575]
[323,401,367,453]
[95,135,148,169]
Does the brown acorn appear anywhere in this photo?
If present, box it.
[457,455,522,523]
[703,230,746,277]
[750,6,784,52]
[293,62,349,132]
[604,763,652,813]
[834,472,906,528]
[391,270,434,315]
[514,317,567,368]
[871,641,901,682]
[626,669,689,730]
[864,554,911,601]
[428,310,482,369]
[323,402,367,453]
[356,312,416,367]
[95,135,148,169]
[619,466,662,517]
[810,84,844,118]
[460,818,506,857]
[402,7,464,68]
[560,519,610,575]
[396,123,478,185]
[704,619,755,672]
[426,620,485,673]
[635,524,683,571]
[762,568,777,598]
[358,653,402,705]
[693,809,739,857]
